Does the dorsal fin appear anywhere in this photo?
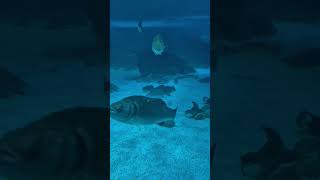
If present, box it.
[261,127,285,152]
[191,102,200,112]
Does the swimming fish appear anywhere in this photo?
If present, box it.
[142,85,176,97]
[137,18,143,32]
[110,95,177,128]
[185,97,210,120]
[240,128,295,179]
[0,107,107,180]
[152,34,166,56]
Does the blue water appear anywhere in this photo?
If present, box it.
[110,17,211,179]
[213,22,320,179]
[0,22,106,179]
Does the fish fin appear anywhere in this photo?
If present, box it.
[158,120,175,128]
[172,108,178,118]
[192,102,200,111]
[185,102,200,117]
[261,127,285,152]
[157,107,177,128]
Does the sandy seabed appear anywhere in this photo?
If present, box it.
[110,68,210,180]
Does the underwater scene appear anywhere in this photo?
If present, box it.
[109,0,211,179]
[0,0,107,179]
[213,0,320,179]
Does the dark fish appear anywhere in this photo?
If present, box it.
[185,97,210,120]
[173,74,198,84]
[240,128,295,179]
[137,18,143,32]
[110,95,177,128]
[0,107,107,180]
[142,85,175,97]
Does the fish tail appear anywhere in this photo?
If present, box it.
[158,108,178,128]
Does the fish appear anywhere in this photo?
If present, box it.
[137,18,143,33]
[110,95,177,128]
[185,97,210,120]
[0,107,107,180]
[173,74,199,84]
[151,34,166,56]
[240,128,295,179]
[142,85,176,97]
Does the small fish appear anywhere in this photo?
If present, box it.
[142,85,176,97]
[137,18,143,33]
[185,97,210,120]
[110,95,177,128]
[152,34,166,56]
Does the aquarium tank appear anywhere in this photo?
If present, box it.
[110,0,211,179]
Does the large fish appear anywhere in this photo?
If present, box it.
[0,107,107,180]
[110,95,177,128]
